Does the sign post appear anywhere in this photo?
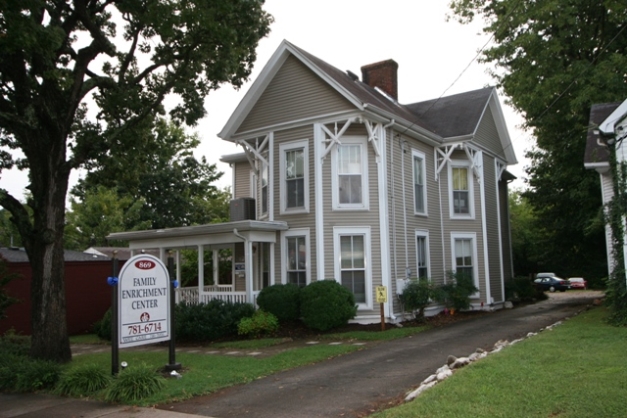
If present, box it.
[376,286,387,331]
[108,253,119,376]
[165,254,181,371]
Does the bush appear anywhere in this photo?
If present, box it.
[505,276,538,302]
[433,271,478,312]
[14,358,61,392]
[175,299,255,342]
[56,363,111,397]
[300,280,357,331]
[93,308,112,341]
[105,362,165,403]
[398,278,433,318]
[237,310,280,337]
[256,283,301,322]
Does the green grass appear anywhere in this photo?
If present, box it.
[67,343,363,406]
[372,306,627,418]
[69,334,107,345]
[210,337,289,349]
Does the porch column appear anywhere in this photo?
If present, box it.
[212,249,219,286]
[245,240,254,304]
[197,245,204,294]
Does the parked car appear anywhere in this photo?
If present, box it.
[534,277,571,292]
[568,277,587,290]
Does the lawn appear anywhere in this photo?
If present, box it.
[371,306,627,418]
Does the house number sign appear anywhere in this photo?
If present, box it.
[118,254,170,348]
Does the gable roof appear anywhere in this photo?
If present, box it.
[219,40,516,164]
[584,102,620,171]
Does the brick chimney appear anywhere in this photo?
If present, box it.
[361,59,398,100]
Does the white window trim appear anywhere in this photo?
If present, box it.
[279,139,309,215]
[333,226,372,310]
[448,160,475,219]
[331,136,370,211]
[450,232,480,298]
[281,228,311,286]
[415,230,430,279]
[259,153,269,219]
[412,149,428,216]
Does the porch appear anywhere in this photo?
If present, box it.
[107,220,289,307]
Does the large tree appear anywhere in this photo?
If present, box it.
[450,0,627,279]
[0,0,272,362]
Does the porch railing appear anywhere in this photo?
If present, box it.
[176,286,258,306]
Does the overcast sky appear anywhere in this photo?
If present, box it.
[0,0,532,202]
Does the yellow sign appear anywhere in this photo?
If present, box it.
[376,286,387,303]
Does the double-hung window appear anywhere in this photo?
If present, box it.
[449,163,474,218]
[451,232,479,293]
[260,155,269,217]
[282,229,310,287]
[334,227,372,308]
[415,231,429,279]
[279,140,309,214]
[332,137,369,210]
[412,150,427,215]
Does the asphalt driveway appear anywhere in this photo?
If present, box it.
[159,291,603,418]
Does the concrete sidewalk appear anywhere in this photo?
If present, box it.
[0,291,603,418]
[0,392,207,418]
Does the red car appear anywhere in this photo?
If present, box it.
[568,277,587,290]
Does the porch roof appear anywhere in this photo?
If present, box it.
[106,220,289,250]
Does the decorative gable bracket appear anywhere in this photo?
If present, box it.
[319,117,384,163]
[435,142,482,182]
[237,134,270,175]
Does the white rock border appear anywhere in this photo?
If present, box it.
[403,318,570,402]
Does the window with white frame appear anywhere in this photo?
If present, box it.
[415,231,429,279]
[279,140,308,213]
[451,233,479,291]
[282,229,309,287]
[412,150,427,215]
[449,163,474,218]
[260,154,268,217]
[332,137,369,210]
[334,227,371,308]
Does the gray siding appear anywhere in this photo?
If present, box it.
[271,126,318,283]
[484,155,504,301]
[233,161,252,199]
[475,105,506,160]
[499,177,514,281]
[237,56,355,134]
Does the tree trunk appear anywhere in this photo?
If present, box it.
[26,139,72,363]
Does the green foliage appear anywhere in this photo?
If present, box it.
[0,0,272,362]
[175,300,255,342]
[300,280,357,331]
[256,283,301,322]
[433,272,478,311]
[449,0,627,281]
[12,359,62,392]
[237,310,280,337]
[604,270,627,326]
[505,276,546,302]
[93,308,112,341]
[56,363,111,397]
[179,247,232,288]
[398,278,433,318]
[105,363,165,403]
[0,258,19,319]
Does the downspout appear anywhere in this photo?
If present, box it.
[400,138,410,279]
[437,151,447,282]
[382,120,396,320]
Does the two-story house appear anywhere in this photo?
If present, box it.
[109,40,517,323]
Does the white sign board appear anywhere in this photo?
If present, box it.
[118,254,170,348]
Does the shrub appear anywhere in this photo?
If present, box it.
[433,271,478,312]
[300,280,357,331]
[175,299,255,342]
[56,363,111,397]
[237,310,280,337]
[398,278,433,318]
[256,283,301,322]
[13,358,61,392]
[93,308,112,341]
[505,276,537,302]
[105,362,165,403]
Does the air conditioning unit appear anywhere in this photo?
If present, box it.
[396,278,409,294]
[230,198,256,221]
